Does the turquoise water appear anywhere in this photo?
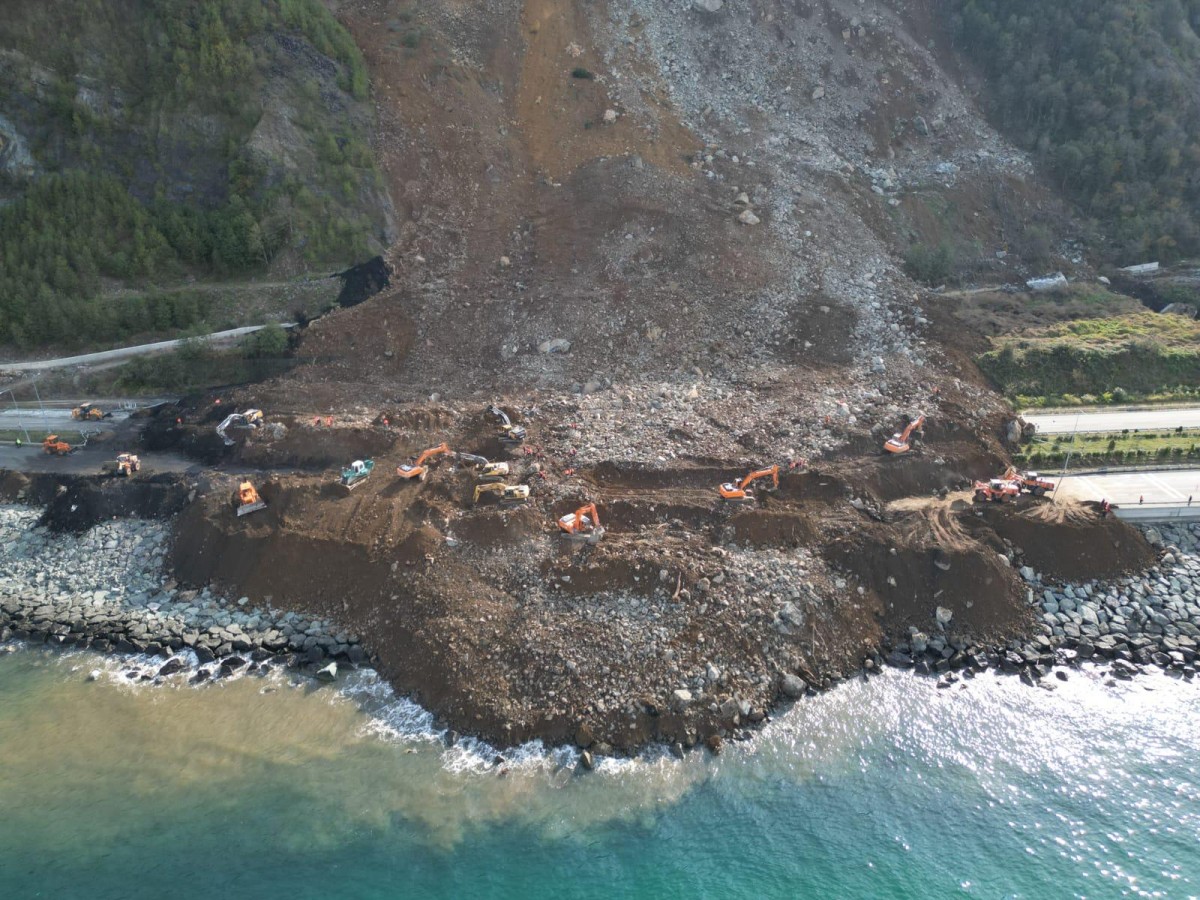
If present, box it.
[0,648,1197,899]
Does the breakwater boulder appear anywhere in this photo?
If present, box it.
[0,506,366,681]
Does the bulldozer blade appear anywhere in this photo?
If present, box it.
[237,501,267,517]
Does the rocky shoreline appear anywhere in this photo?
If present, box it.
[0,507,367,683]
[2,500,1197,759]
[881,522,1200,685]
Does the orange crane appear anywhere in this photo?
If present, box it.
[397,442,452,481]
[718,465,779,501]
[884,413,926,454]
[557,503,603,543]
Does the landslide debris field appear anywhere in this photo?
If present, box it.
[4,0,1166,751]
[156,398,1152,751]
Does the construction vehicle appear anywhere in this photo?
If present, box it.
[235,480,267,516]
[71,402,110,422]
[340,459,375,490]
[718,465,780,502]
[397,442,451,480]
[115,453,141,476]
[473,482,531,508]
[216,409,264,446]
[557,502,603,543]
[458,453,510,482]
[477,461,510,482]
[973,477,1021,503]
[1002,466,1055,497]
[487,405,527,446]
[42,435,75,456]
[884,413,926,454]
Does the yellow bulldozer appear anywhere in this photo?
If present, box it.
[71,402,110,422]
[235,480,267,516]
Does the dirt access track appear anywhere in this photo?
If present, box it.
[161,396,1152,752]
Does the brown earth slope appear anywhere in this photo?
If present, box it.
[155,1,1156,750]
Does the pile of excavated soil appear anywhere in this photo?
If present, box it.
[963,500,1155,582]
[0,471,193,534]
[168,458,890,751]
[828,504,1032,645]
[161,420,1111,752]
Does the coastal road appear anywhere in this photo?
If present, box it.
[0,324,295,373]
[1055,469,1200,507]
[0,407,136,428]
[1025,408,1200,434]
[0,444,201,475]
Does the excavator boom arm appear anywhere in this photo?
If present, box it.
[900,414,926,442]
[414,442,452,467]
[738,465,780,490]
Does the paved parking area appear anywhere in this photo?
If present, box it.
[1056,469,1200,506]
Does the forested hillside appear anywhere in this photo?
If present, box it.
[0,0,391,348]
[948,0,1200,263]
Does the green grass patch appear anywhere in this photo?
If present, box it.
[977,312,1200,400]
[1016,428,1200,467]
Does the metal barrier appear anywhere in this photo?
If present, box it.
[1113,503,1200,523]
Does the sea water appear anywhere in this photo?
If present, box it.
[0,646,1196,899]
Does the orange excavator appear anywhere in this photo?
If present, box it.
[884,413,925,454]
[397,442,452,481]
[557,502,603,543]
[718,465,780,502]
[235,480,267,516]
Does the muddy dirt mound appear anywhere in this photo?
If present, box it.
[0,470,32,499]
[35,474,192,534]
[167,466,879,752]
[827,508,1032,643]
[845,437,1001,503]
[727,508,818,548]
[236,424,397,470]
[140,406,228,465]
[334,256,390,309]
[965,501,1154,582]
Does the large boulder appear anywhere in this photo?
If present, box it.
[781,674,807,698]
